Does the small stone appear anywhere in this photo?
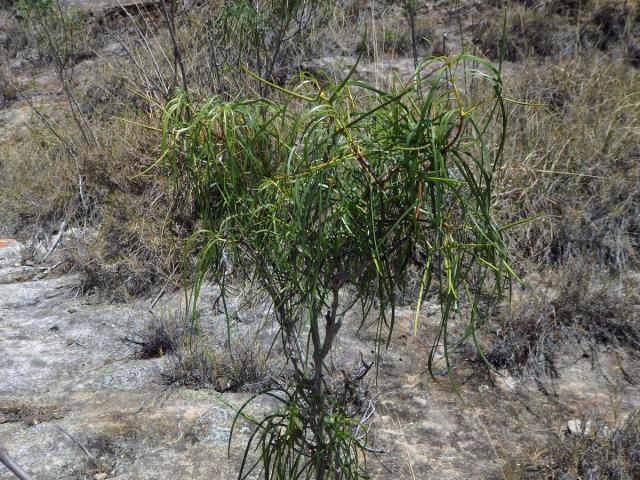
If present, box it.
[494,369,517,392]
[412,396,427,407]
[25,260,34,266]
[599,425,611,439]
[67,308,77,313]
[478,384,490,393]
[94,473,109,480]
[567,419,593,436]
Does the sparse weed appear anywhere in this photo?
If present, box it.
[163,337,271,393]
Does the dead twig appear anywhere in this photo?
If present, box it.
[42,219,68,263]
[56,426,98,469]
[0,446,35,480]
[33,262,63,281]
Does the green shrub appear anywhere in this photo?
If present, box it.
[159,51,512,478]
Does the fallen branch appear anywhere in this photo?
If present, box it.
[0,446,35,480]
[56,426,98,469]
[148,284,168,312]
[33,262,63,281]
[42,219,68,263]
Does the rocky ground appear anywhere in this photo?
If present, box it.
[1,238,639,479]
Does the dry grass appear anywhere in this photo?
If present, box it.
[475,1,639,61]
[356,15,435,58]
[163,337,272,393]
[0,115,184,299]
[74,184,183,300]
[0,403,63,426]
[488,262,640,378]
[497,56,639,270]
[514,410,640,479]
[474,6,571,61]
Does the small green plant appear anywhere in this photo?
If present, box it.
[159,51,512,478]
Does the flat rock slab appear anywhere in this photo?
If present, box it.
[1,264,639,479]
[0,272,260,479]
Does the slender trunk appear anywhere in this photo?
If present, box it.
[309,311,326,479]
[0,447,34,480]
[409,6,418,68]
[310,281,342,479]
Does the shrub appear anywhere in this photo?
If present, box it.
[159,52,512,478]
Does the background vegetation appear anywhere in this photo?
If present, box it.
[0,0,639,478]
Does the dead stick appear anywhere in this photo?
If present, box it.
[0,446,35,480]
[33,262,63,281]
[42,219,68,263]
[56,427,98,468]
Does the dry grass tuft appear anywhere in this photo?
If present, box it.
[518,410,640,479]
[123,311,185,359]
[163,337,272,393]
[488,263,640,377]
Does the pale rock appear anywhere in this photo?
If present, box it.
[0,239,25,267]
[567,419,611,438]
[494,369,518,392]
[567,419,593,436]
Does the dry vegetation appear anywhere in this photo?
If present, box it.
[1,0,639,478]
[513,410,640,479]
